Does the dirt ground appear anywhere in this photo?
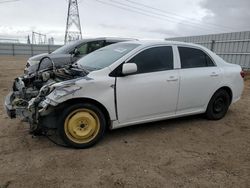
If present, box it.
[0,56,249,188]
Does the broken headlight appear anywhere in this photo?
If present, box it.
[39,85,55,97]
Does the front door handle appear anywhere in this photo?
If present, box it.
[210,72,219,77]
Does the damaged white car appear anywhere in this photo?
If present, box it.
[5,41,244,148]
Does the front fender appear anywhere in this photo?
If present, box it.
[45,76,117,120]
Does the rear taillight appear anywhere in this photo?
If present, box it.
[240,71,245,78]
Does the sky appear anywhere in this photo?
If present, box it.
[0,0,249,44]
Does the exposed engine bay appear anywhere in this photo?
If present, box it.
[13,64,86,101]
[6,57,87,134]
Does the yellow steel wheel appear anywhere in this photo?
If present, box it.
[64,108,100,144]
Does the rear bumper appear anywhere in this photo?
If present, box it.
[4,92,16,119]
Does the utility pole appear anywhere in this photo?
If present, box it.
[48,37,54,45]
[27,35,31,44]
[32,31,47,44]
[64,0,83,44]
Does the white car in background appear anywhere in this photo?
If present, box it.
[5,40,244,148]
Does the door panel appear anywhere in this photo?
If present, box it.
[176,46,222,114]
[116,45,180,124]
[116,70,179,123]
[177,67,222,114]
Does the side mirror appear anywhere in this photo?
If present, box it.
[73,48,80,56]
[122,63,137,75]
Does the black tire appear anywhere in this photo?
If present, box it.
[57,103,106,149]
[206,89,230,120]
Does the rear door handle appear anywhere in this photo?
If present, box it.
[167,76,178,82]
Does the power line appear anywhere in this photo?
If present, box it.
[0,0,20,4]
[110,0,230,32]
[123,0,235,31]
[94,0,223,33]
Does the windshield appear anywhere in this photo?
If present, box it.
[52,41,81,54]
[77,43,139,70]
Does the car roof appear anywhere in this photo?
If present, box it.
[120,39,205,48]
[70,39,207,52]
[73,37,136,44]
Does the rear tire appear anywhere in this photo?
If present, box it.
[57,103,106,149]
[206,89,230,120]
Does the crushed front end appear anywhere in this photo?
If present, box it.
[4,65,87,135]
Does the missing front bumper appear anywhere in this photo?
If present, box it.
[4,91,31,121]
[5,91,57,130]
[4,92,16,119]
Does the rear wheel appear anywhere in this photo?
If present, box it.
[206,89,230,120]
[58,103,106,148]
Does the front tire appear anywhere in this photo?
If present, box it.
[206,89,230,120]
[58,103,106,149]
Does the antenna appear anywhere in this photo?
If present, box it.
[64,0,83,44]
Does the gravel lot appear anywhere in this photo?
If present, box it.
[0,56,249,188]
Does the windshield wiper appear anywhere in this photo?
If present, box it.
[78,64,101,72]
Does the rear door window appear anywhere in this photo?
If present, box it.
[77,40,105,55]
[178,47,215,68]
[78,43,88,55]
[87,40,105,53]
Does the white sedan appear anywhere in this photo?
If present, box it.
[5,40,244,148]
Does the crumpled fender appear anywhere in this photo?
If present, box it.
[45,75,117,121]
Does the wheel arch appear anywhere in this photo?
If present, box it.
[216,86,233,104]
[56,97,111,128]
[205,86,233,112]
[209,86,233,106]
